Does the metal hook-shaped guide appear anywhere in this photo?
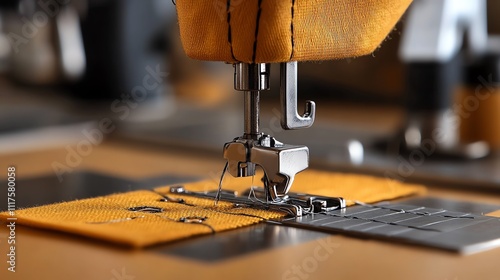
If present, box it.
[280,61,316,130]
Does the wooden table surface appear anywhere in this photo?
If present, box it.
[1,140,500,280]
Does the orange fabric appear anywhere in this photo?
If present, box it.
[176,0,412,63]
[0,191,284,248]
[0,170,425,247]
[457,87,500,149]
[158,169,426,206]
[486,210,500,218]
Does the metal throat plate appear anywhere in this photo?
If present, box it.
[171,187,500,254]
[169,186,346,217]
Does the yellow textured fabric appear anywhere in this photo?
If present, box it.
[0,191,284,248]
[159,170,426,206]
[0,170,425,247]
[487,210,500,218]
[176,0,412,63]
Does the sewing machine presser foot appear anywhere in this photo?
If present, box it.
[169,185,346,217]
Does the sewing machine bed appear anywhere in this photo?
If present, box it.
[3,144,500,280]
[282,203,500,254]
[3,171,500,256]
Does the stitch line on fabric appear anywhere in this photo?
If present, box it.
[216,206,270,220]
[290,0,296,60]
[252,0,264,63]
[153,214,216,234]
[152,190,195,206]
[227,0,237,61]
[152,190,270,220]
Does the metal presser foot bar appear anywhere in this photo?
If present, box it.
[222,62,319,210]
[187,62,346,217]
[169,186,346,217]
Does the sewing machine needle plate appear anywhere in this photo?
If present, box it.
[277,203,500,254]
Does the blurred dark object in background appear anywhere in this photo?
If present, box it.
[0,0,173,101]
[0,0,499,190]
[76,0,170,100]
[0,1,499,103]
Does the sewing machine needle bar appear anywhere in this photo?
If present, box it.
[244,91,260,137]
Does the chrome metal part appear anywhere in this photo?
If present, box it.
[170,185,302,217]
[223,135,310,200]
[234,63,270,91]
[169,186,346,217]
[128,206,163,213]
[280,62,316,130]
[56,6,86,81]
[179,216,207,223]
[244,91,260,137]
[226,62,315,201]
[250,138,309,200]
[400,0,487,62]
[398,0,490,158]
[242,187,347,213]
[403,110,489,159]
[283,202,500,254]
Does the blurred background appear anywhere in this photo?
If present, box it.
[1,0,500,194]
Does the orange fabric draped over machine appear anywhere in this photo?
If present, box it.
[176,0,413,63]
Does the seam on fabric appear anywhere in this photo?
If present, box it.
[290,0,296,60]
[227,0,237,61]
[151,190,271,220]
[252,0,264,63]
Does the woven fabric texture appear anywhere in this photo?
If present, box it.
[159,169,426,206]
[0,190,284,248]
[0,170,425,247]
[176,0,412,63]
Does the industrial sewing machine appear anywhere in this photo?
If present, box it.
[164,2,500,253]
[171,0,412,212]
[171,0,500,209]
[3,2,500,280]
